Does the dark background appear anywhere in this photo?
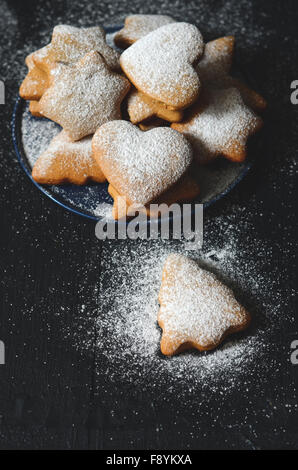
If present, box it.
[0,0,297,450]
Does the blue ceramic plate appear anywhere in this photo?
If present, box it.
[12,25,253,221]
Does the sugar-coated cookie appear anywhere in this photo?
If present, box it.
[20,25,120,106]
[32,130,106,185]
[114,14,175,49]
[38,52,130,141]
[120,22,204,110]
[33,25,120,74]
[158,253,251,356]
[127,89,183,124]
[172,87,263,164]
[198,36,266,111]
[92,120,193,208]
[19,52,49,101]
[108,173,200,219]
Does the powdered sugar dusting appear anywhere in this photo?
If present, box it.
[36,131,92,174]
[34,25,120,72]
[38,51,130,141]
[127,89,153,123]
[73,205,289,397]
[93,202,114,219]
[115,14,175,45]
[197,36,234,84]
[93,120,193,205]
[20,101,249,216]
[21,108,60,167]
[173,87,262,164]
[31,130,105,184]
[158,253,249,353]
[120,22,204,108]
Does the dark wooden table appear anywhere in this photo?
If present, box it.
[0,0,297,450]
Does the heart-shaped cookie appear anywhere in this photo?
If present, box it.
[92,121,193,206]
[108,173,200,219]
[120,22,204,110]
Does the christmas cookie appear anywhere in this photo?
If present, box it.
[158,253,251,356]
[198,36,266,111]
[33,25,120,74]
[172,87,263,164]
[32,130,106,185]
[120,22,204,110]
[38,51,130,141]
[19,52,48,101]
[92,120,193,209]
[114,14,175,49]
[127,89,183,124]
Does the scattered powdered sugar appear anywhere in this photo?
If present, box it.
[120,22,204,108]
[158,253,250,353]
[56,202,293,400]
[93,202,114,219]
[173,87,262,164]
[73,207,289,398]
[114,14,175,46]
[21,106,60,167]
[93,120,193,205]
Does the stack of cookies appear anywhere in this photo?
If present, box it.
[20,15,266,220]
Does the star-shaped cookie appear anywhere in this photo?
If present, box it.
[33,25,120,74]
[127,89,183,124]
[20,25,120,108]
[32,130,106,185]
[19,51,49,101]
[198,36,266,112]
[158,254,251,356]
[114,14,175,49]
[172,87,263,164]
[38,51,130,141]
